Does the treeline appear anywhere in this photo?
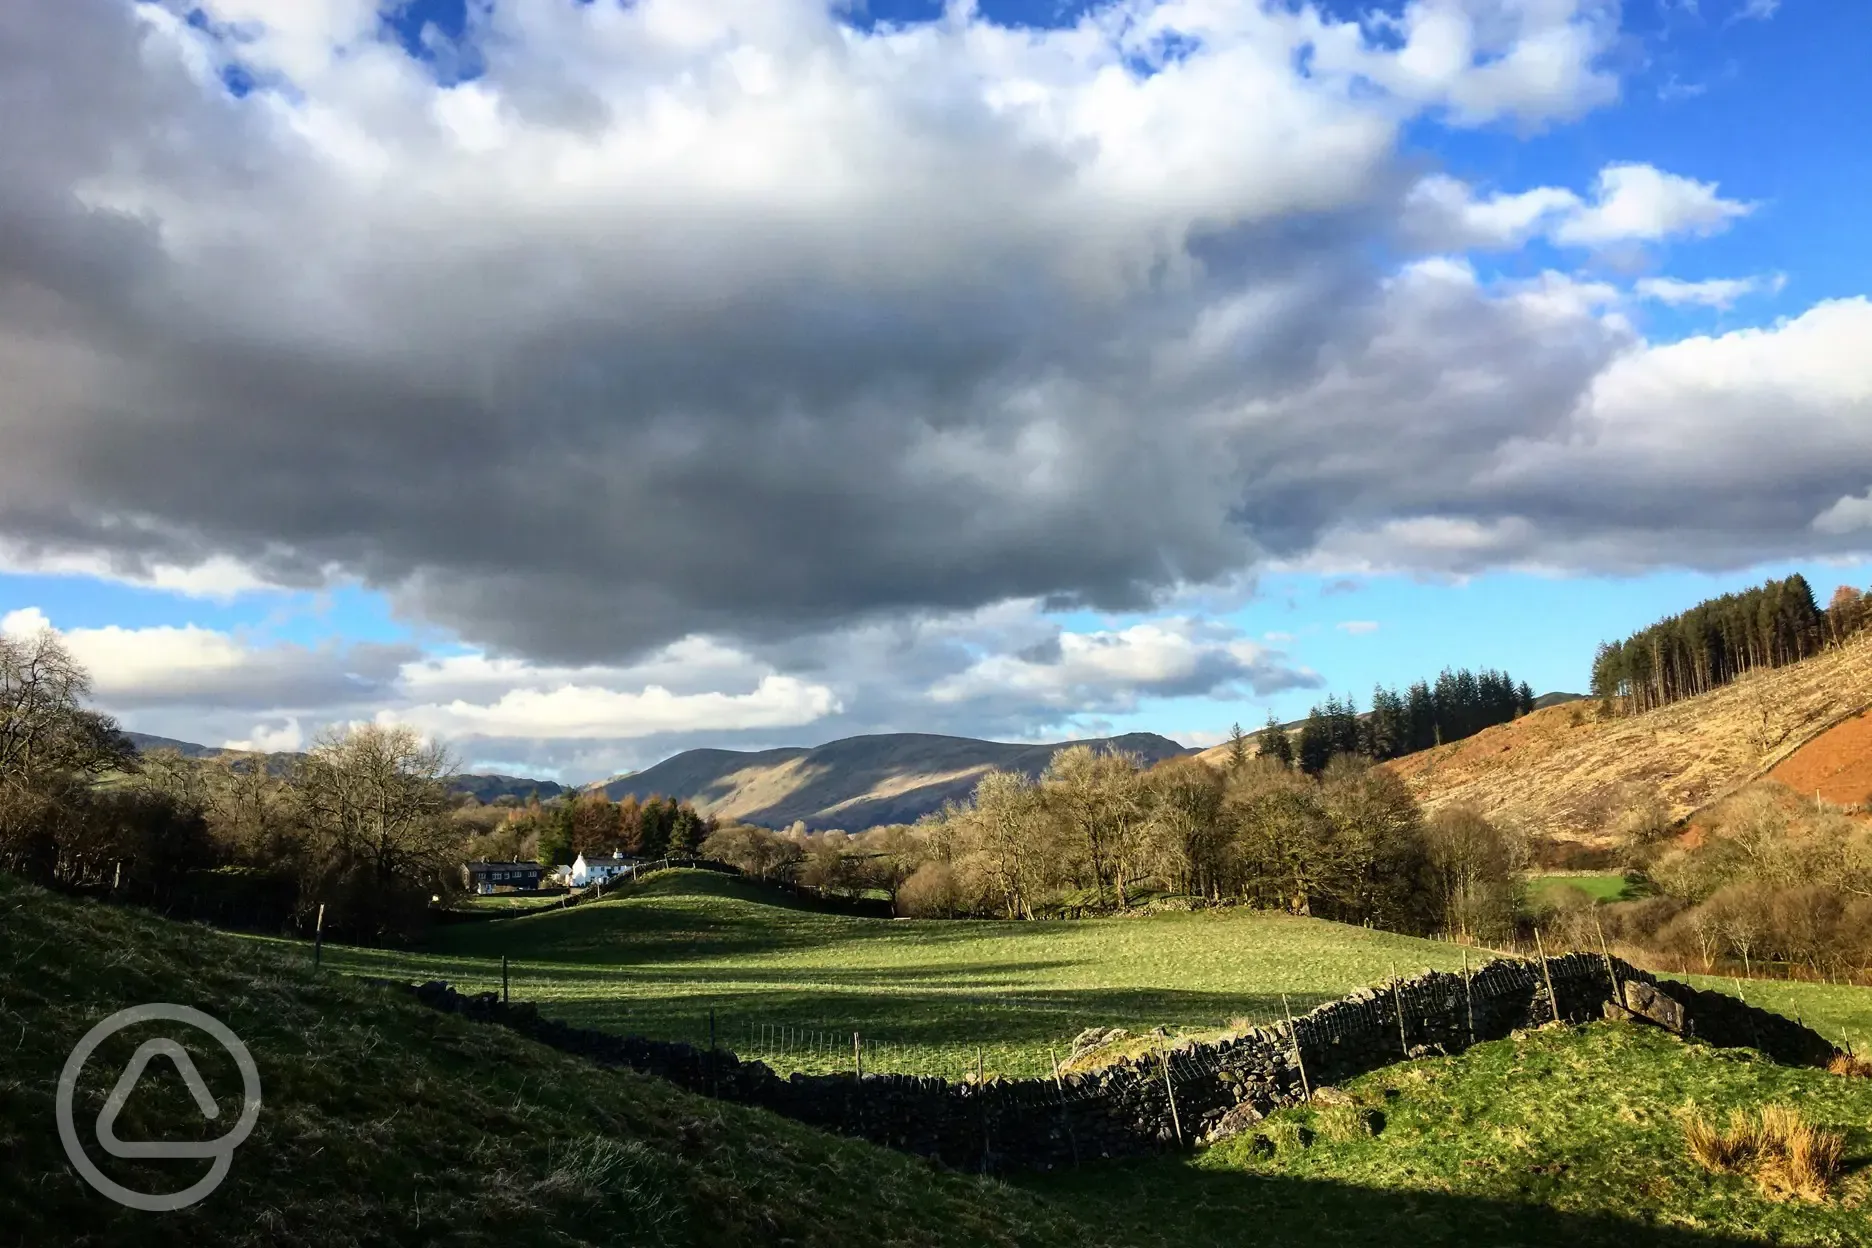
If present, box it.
[1588,574,1872,715]
[1542,783,1872,984]
[1262,667,1535,774]
[459,791,714,866]
[705,745,1520,939]
[2,627,472,942]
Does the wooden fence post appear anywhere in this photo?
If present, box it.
[709,1009,717,1097]
[1534,928,1561,1024]
[854,1031,863,1080]
[1594,913,1620,1003]
[1280,993,1311,1101]
[313,903,326,970]
[1461,947,1475,1047]
[501,954,509,1005]
[1391,962,1409,1057]
[1158,1041,1184,1145]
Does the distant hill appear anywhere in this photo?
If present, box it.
[120,731,566,802]
[600,731,1191,830]
[1532,691,1587,710]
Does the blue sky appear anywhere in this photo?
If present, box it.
[4,0,1870,779]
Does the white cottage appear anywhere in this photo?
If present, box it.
[569,851,639,888]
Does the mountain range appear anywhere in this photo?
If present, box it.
[596,731,1191,830]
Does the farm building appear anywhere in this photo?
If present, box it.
[569,852,640,887]
[461,860,545,894]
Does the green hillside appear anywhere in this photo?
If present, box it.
[1026,1022,1872,1246]
[318,870,1482,1080]
[0,873,1098,1248]
[10,871,1872,1246]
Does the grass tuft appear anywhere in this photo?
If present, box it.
[1681,1103,1848,1201]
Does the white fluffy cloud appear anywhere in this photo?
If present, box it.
[1550,163,1754,246]
[1404,162,1753,252]
[927,619,1318,710]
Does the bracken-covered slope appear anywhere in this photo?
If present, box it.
[598,731,1190,830]
[1382,632,1872,843]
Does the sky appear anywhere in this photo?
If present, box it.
[2,0,1870,781]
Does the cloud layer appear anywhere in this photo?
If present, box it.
[3,0,1870,773]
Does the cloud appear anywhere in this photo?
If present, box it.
[927,618,1321,711]
[7,600,1318,779]
[1292,297,1872,575]
[1405,163,1752,252]
[1550,163,1754,246]
[0,0,1630,671]
[1335,620,1380,635]
[3,0,1869,735]
[391,677,842,742]
[1813,490,1872,537]
[1402,174,1582,250]
[1,607,411,711]
[1729,0,1780,23]
[224,718,305,753]
[1635,274,1785,309]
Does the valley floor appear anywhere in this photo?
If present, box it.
[9,873,1872,1246]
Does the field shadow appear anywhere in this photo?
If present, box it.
[1020,1162,1764,1248]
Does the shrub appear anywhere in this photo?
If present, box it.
[894,861,961,918]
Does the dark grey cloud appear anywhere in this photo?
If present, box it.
[3,0,1869,687]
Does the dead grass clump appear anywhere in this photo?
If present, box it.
[1316,1104,1382,1142]
[1826,1052,1872,1078]
[1681,1104,1847,1201]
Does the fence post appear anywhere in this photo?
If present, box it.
[502,954,509,1005]
[1280,993,1311,1101]
[1391,962,1409,1057]
[853,1031,862,1081]
[1158,1042,1184,1146]
[1594,914,1620,1003]
[709,1009,717,1097]
[313,903,326,970]
[1534,928,1561,1024]
[1461,947,1475,1047]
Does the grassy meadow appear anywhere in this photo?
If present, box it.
[303,870,1872,1080]
[15,869,1872,1246]
[308,870,1485,1080]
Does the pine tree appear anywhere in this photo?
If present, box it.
[1226,721,1248,770]
[1259,711,1294,768]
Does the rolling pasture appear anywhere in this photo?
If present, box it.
[319,871,1872,1078]
[319,871,1484,1080]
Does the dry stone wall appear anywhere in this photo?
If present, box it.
[389,952,1838,1175]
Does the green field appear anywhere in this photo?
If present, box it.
[305,870,1872,1080]
[313,871,1484,1080]
[16,870,1872,1245]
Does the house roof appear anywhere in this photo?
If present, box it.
[463,860,543,873]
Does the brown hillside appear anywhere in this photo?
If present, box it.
[601,731,1191,830]
[1768,708,1872,808]
[1379,631,1872,842]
